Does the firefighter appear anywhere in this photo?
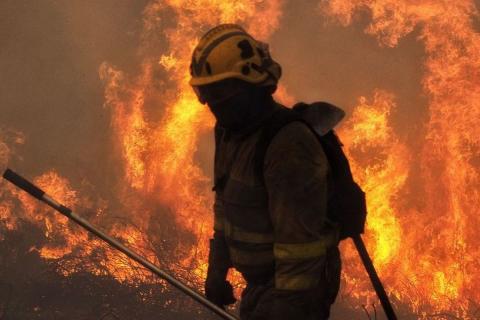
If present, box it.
[189,24,341,319]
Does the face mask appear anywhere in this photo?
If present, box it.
[208,90,254,131]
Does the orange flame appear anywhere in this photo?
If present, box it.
[1,1,479,318]
[338,91,410,310]
[340,90,408,268]
[0,129,25,234]
[323,1,480,318]
[100,0,286,286]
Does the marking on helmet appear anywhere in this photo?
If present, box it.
[257,47,266,58]
[237,40,254,59]
[191,31,247,77]
[251,63,263,73]
[241,65,250,75]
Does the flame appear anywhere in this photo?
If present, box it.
[100,0,286,287]
[0,165,157,282]
[0,129,26,234]
[274,84,296,106]
[340,91,408,268]
[0,0,286,297]
[338,91,410,309]
[0,1,479,318]
[322,0,480,318]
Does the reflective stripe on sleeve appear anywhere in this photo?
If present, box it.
[224,220,274,244]
[274,234,336,260]
[275,274,320,291]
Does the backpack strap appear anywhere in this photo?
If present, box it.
[253,105,304,184]
[253,102,347,185]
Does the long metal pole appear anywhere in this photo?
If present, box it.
[352,235,398,320]
[3,168,239,320]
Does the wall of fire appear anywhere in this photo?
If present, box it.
[1,0,479,319]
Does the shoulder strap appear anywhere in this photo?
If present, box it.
[253,106,303,184]
[254,103,342,186]
[317,130,353,181]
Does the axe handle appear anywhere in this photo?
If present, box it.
[352,235,398,320]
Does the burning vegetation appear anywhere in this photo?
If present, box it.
[1,0,480,319]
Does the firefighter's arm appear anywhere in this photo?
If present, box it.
[205,194,236,307]
[264,121,333,316]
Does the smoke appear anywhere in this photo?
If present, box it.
[0,0,148,190]
[0,0,427,194]
[0,0,426,176]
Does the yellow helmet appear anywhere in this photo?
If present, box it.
[189,24,281,87]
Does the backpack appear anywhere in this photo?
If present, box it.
[254,102,367,240]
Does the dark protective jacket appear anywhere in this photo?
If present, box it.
[212,102,340,318]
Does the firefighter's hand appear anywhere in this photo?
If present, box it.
[205,274,236,308]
